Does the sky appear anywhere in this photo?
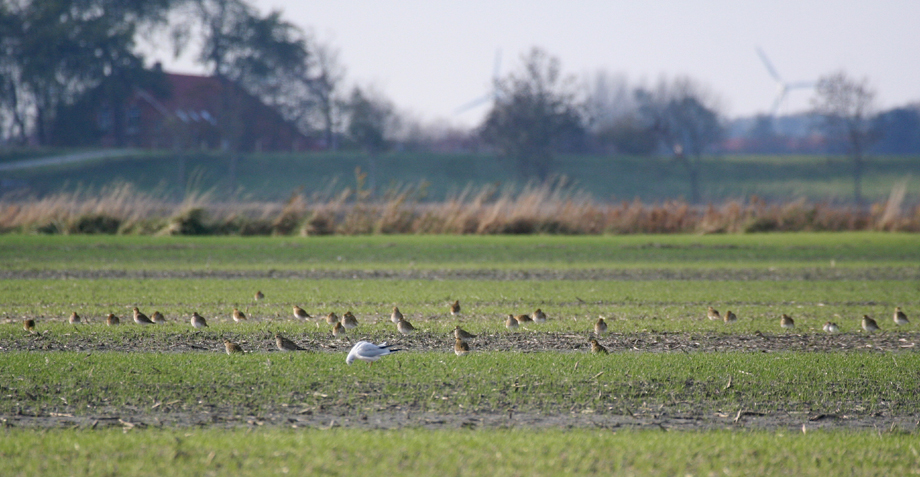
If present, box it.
[158,0,920,128]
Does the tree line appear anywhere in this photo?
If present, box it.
[1,0,918,203]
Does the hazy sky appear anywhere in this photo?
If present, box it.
[160,0,920,127]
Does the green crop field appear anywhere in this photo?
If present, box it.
[3,148,919,202]
[1,232,919,475]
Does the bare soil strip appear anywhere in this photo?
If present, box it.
[3,330,917,354]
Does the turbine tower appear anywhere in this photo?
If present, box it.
[756,47,815,115]
[455,49,502,115]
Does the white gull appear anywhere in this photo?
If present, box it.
[346,341,403,365]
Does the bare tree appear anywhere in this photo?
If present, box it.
[345,85,399,193]
[479,47,584,181]
[811,70,877,204]
[306,40,346,150]
[635,76,724,203]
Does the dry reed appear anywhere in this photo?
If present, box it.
[1,181,918,235]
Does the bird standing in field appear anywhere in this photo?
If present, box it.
[823,321,839,333]
[232,308,247,323]
[293,306,311,320]
[780,314,794,329]
[191,312,208,328]
[533,309,547,323]
[723,310,737,324]
[224,340,244,355]
[23,319,35,332]
[450,300,461,316]
[346,341,402,365]
[333,321,347,338]
[505,314,519,330]
[342,311,359,329]
[454,338,470,356]
[254,290,264,301]
[707,306,721,321]
[397,317,416,335]
[69,312,81,324]
[862,315,880,332]
[133,307,153,325]
[390,306,404,323]
[275,333,304,351]
[515,314,533,325]
[594,318,608,335]
[894,307,909,326]
[454,325,476,340]
[106,313,120,326]
[590,339,608,354]
[325,312,339,325]
[151,311,166,324]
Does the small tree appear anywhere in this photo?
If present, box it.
[345,86,398,193]
[479,47,584,182]
[811,71,877,204]
[635,76,723,203]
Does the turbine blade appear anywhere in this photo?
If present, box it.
[786,80,816,90]
[454,94,493,114]
[756,47,782,82]
[770,91,787,116]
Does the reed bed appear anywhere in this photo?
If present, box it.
[1,181,918,235]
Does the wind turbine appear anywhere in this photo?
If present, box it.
[756,47,815,115]
[455,49,503,115]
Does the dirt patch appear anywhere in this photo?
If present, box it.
[2,266,918,281]
[4,407,917,433]
[3,329,918,354]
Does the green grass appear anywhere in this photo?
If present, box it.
[1,278,917,333]
[2,232,919,272]
[2,427,919,477]
[3,351,919,418]
[4,148,920,203]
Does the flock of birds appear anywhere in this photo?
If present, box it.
[19,290,912,365]
[705,305,910,333]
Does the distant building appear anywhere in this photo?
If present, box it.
[53,71,311,152]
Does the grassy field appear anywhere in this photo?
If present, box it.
[2,232,919,272]
[2,148,919,203]
[1,232,918,475]
[3,427,918,477]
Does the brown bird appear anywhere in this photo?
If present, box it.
[723,310,737,323]
[275,333,304,351]
[454,325,476,340]
[823,321,839,333]
[707,306,721,321]
[151,311,166,324]
[325,312,339,325]
[862,315,880,332]
[454,338,470,356]
[293,306,311,320]
[254,290,264,301]
[533,309,547,323]
[390,306,404,323]
[342,311,359,329]
[106,313,120,326]
[397,317,416,335]
[594,317,608,335]
[232,308,247,322]
[780,314,794,329]
[505,314,519,330]
[450,300,461,316]
[23,318,35,332]
[133,307,153,325]
[191,312,208,328]
[69,312,81,324]
[590,339,608,354]
[333,321,347,338]
[894,307,909,326]
[224,340,244,355]
[515,314,533,325]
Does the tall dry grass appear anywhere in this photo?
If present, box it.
[1,181,918,235]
